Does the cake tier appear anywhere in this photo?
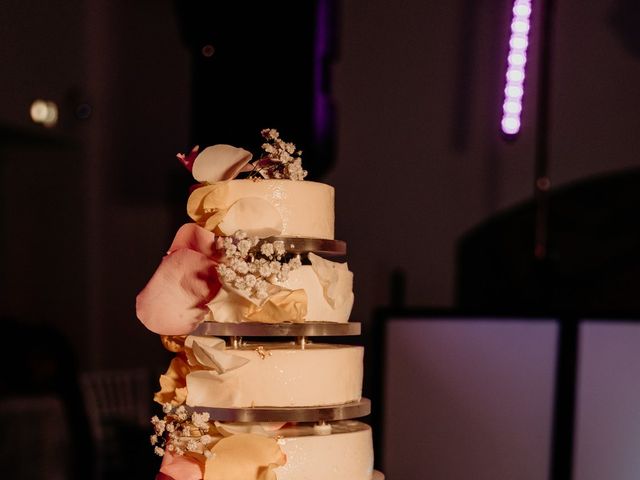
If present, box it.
[225,180,334,239]
[209,254,354,324]
[190,179,335,239]
[274,421,373,480]
[185,340,363,408]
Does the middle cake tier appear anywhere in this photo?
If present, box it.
[180,337,363,408]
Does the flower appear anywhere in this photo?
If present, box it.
[247,129,308,181]
[190,144,253,183]
[191,412,211,430]
[158,450,204,480]
[215,232,302,302]
[176,146,200,172]
[136,223,222,335]
[203,434,286,480]
[154,355,193,406]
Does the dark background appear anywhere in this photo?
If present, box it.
[2,0,640,478]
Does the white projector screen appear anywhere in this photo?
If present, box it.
[382,318,557,480]
[573,321,640,480]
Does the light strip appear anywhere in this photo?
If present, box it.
[501,0,532,135]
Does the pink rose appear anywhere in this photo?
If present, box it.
[136,224,221,335]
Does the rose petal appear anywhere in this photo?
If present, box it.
[206,284,307,323]
[192,145,253,183]
[185,336,250,373]
[169,223,219,258]
[207,287,253,323]
[187,183,230,232]
[245,289,307,323]
[154,355,192,405]
[136,249,220,335]
[176,145,200,172]
[204,434,286,480]
[217,197,283,238]
[159,451,204,480]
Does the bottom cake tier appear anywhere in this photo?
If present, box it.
[154,419,374,480]
[274,421,373,480]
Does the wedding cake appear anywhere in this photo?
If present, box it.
[137,129,381,480]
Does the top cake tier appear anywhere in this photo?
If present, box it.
[137,134,355,336]
[188,179,335,240]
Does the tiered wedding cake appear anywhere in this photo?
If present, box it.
[137,129,382,480]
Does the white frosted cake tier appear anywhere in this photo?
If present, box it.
[223,180,334,239]
[185,340,363,408]
[209,254,354,324]
[275,421,373,480]
[219,179,335,239]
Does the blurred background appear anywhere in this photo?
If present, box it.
[2,0,640,478]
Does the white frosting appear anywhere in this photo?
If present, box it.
[185,342,363,408]
[275,422,374,480]
[221,180,335,239]
[275,254,354,323]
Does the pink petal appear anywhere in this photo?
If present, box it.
[192,144,253,183]
[169,223,219,258]
[159,451,204,480]
[176,146,200,172]
[136,249,220,335]
[156,473,174,480]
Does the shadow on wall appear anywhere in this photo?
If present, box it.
[457,169,640,314]
[609,0,640,57]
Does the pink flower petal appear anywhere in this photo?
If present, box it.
[204,434,286,480]
[169,223,219,258]
[176,146,200,172]
[159,451,204,480]
[156,473,174,480]
[192,144,253,183]
[136,249,220,335]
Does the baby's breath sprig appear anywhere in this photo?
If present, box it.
[150,404,217,458]
[247,129,307,181]
[216,230,302,299]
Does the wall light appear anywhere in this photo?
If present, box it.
[30,99,59,128]
[501,0,532,135]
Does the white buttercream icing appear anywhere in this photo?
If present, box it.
[185,343,363,408]
[221,180,334,239]
[275,422,373,480]
[217,197,283,237]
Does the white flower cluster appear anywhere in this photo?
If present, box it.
[150,404,216,458]
[254,128,308,181]
[216,230,302,299]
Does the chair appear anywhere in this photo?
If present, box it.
[80,368,155,479]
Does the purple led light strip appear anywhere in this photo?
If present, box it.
[501,0,532,135]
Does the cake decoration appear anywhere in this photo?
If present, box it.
[190,144,253,183]
[186,336,250,374]
[152,406,286,480]
[178,129,306,183]
[136,223,221,335]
